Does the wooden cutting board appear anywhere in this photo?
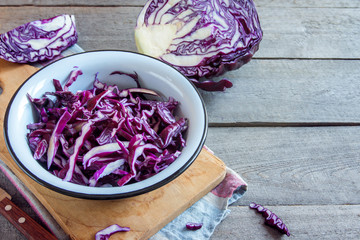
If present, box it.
[0,59,226,240]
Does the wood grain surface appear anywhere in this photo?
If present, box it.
[205,127,360,205]
[0,1,359,239]
[203,60,360,123]
[211,205,360,239]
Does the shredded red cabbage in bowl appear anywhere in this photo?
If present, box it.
[26,68,188,187]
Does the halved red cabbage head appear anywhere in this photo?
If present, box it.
[135,0,263,91]
[0,14,77,63]
[26,69,187,187]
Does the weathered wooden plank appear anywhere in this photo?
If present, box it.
[1,9,360,123]
[205,126,360,205]
[1,0,359,8]
[257,7,360,59]
[255,0,360,8]
[203,59,360,124]
[0,6,359,59]
[211,205,360,239]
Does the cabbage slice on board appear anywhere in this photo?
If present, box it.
[135,0,263,91]
[95,224,130,240]
[0,14,78,63]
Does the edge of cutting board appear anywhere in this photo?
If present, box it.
[0,59,227,239]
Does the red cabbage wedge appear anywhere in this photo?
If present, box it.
[0,14,77,63]
[135,0,263,91]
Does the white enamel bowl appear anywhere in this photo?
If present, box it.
[4,50,207,199]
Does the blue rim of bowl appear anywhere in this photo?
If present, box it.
[3,50,208,200]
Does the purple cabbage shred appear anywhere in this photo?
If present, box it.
[249,202,290,237]
[186,222,203,230]
[95,224,130,240]
[190,78,233,92]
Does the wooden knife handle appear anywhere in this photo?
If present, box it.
[0,197,57,240]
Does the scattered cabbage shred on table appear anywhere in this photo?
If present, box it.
[135,0,263,91]
[0,14,77,63]
[26,69,187,187]
[249,202,291,237]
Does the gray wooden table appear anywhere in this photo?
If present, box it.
[1,0,360,239]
